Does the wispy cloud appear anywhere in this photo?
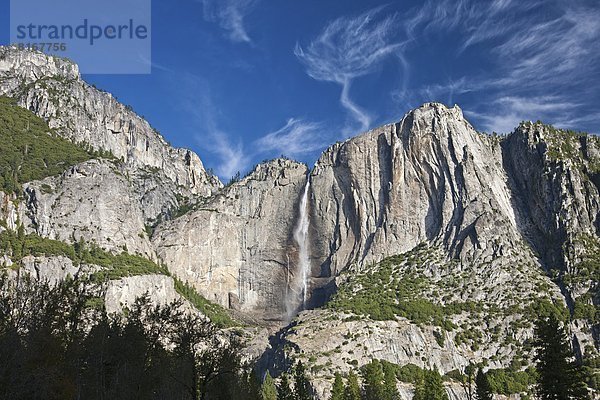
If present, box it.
[177,74,250,179]
[467,96,583,134]
[254,118,325,158]
[194,103,250,179]
[138,54,173,73]
[295,7,404,133]
[176,73,328,178]
[200,0,257,43]
[391,0,600,133]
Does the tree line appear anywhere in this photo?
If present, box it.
[0,272,593,400]
[0,274,252,400]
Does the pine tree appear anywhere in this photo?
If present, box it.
[362,360,385,400]
[277,373,294,400]
[330,372,345,400]
[534,315,589,399]
[244,370,262,400]
[294,361,311,400]
[261,371,278,400]
[460,363,475,400]
[344,371,361,400]
[474,369,492,400]
[382,361,400,400]
[414,368,449,400]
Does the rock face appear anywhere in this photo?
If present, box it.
[23,160,155,258]
[104,274,184,315]
[308,104,520,294]
[0,46,221,212]
[153,159,309,319]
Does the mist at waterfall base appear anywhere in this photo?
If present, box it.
[285,178,311,321]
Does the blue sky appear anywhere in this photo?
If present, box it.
[2,0,600,179]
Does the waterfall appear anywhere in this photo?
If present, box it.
[285,177,311,319]
[295,179,311,306]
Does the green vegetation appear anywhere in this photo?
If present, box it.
[442,365,536,396]
[523,298,570,323]
[360,360,386,400]
[486,367,536,395]
[172,194,196,219]
[0,229,238,327]
[0,226,75,263]
[395,363,426,384]
[277,373,294,400]
[86,249,168,281]
[475,369,493,400]
[330,373,344,400]
[329,244,476,329]
[343,372,361,400]
[261,371,277,400]
[565,234,600,325]
[294,361,312,400]
[582,356,600,390]
[520,121,600,174]
[0,229,167,279]
[414,368,449,400]
[226,171,242,187]
[534,315,590,399]
[0,275,253,400]
[0,96,91,193]
[173,277,237,328]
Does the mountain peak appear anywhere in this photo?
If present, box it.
[0,46,80,82]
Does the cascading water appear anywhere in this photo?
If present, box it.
[285,177,311,319]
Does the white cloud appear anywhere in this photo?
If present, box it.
[205,130,249,179]
[254,118,325,158]
[391,0,600,133]
[200,0,257,43]
[177,75,251,179]
[467,96,585,134]
[295,7,405,133]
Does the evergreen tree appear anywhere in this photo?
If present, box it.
[277,373,294,400]
[242,370,262,400]
[294,361,312,400]
[362,360,386,400]
[330,372,345,400]
[414,368,449,400]
[382,361,400,400]
[344,371,361,400]
[474,369,492,400]
[461,363,475,400]
[534,315,589,400]
[261,371,278,400]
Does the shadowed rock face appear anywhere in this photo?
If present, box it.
[309,103,519,278]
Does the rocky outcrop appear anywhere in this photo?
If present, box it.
[104,274,184,314]
[20,255,80,285]
[264,105,598,398]
[3,254,187,316]
[0,191,27,232]
[308,104,519,287]
[502,122,600,271]
[0,46,221,214]
[23,159,155,259]
[153,159,309,319]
